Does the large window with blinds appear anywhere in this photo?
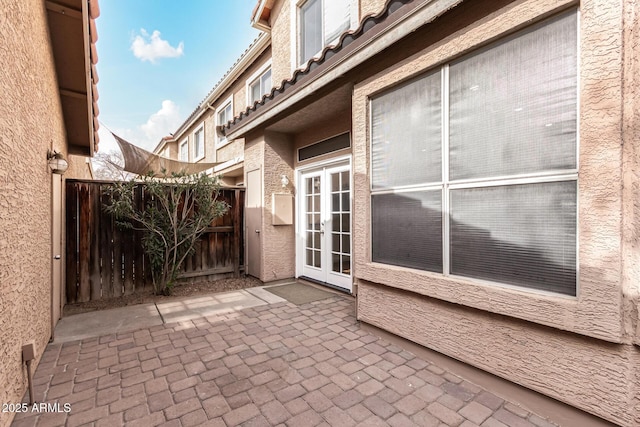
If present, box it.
[370,11,578,296]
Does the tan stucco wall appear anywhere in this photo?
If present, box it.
[243,131,295,282]
[621,0,640,348]
[66,154,93,179]
[0,1,66,426]
[218,139,244,163]
[262,132,295,281]
[269,0,292,87]
[352,0,639,424]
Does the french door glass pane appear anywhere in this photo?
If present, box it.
[305,176,322,268]
[372,190,442,272]
[450,181,577,296]
[371,70,442,189]
[330,169,350,275]
[449,12,577,180]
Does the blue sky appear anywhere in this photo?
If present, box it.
[96,0,261,153]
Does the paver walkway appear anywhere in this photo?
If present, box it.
[12,292,557,427]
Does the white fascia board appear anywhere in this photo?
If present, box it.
[227,0,463,141]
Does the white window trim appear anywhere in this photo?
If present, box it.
[193,124,205,162]
[179,138,189,162]
[215,96,233,149]
[246,61,273,107]
[292,0,358,70]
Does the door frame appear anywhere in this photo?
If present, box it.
[295,155,352,292]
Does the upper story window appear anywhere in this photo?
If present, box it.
[193,125,205,161]
[216,97,233,148]
[179,139,188,162]
[248,65,272,106]
[299,0,351,65]
[370,11,578,296]
[162,146,170,159]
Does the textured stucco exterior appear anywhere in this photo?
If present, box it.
[352,0,640,424]
[0,1,68,426]
[262,132,296,281]
[244,131,295,282]
[66,154,93,179]
[268,0,292,86]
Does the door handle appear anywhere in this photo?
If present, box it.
[53,255,61,260]
[255,229,260,234]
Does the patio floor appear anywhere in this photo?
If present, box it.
[11,286,560,427]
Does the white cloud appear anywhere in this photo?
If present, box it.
[99,100,182,153]
[139,100,182,150]
[130,29,184,63]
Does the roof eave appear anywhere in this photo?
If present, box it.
[251,0,273,31]
[46,0,100,156]
[225,0,464,140]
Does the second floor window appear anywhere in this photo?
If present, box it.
[194,126,204,160]
[299,0,350,65]
[216,100,233,147]
[179,139,188,161]
[249,67,272,105]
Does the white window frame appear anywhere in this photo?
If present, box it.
[368,13,579,297]
[162,146,170,159]
[179,138,189,162]
[292,0,358,69]
[193,124,205,162]
[215,97,233,149]
[246,61,272,107]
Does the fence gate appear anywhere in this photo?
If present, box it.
[65,180,244,304]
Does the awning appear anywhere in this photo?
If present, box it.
[112,133,220,177]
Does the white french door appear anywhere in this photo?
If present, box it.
[298,162,352,291]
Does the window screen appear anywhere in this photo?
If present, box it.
[369,10,578,296]
[449,13,577,180]
[372,191,442,272]
[449,182,577,296]
[194,128,204,158]
[371,70,442,190]
[300,0,350,64]
[324,0,350,44]
[301,0,322,64]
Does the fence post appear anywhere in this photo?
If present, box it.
[233,189,241,278]
[65,181,78,304]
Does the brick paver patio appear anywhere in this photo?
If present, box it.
[11,293,557,427]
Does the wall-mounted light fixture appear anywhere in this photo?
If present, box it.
[281,174,289,188]
[47,150,68,175]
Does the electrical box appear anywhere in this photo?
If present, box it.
[272,193,293,225]
[22,343,35,362]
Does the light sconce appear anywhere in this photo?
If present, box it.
[281,174,289,188]
[47,150,68,175]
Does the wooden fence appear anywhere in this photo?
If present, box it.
[65,179,244,304]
